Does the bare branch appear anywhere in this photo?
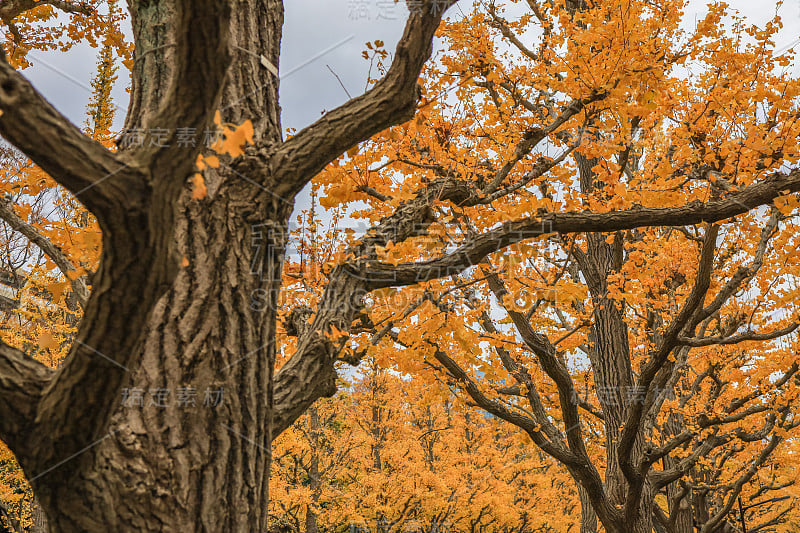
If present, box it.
[0,197,89,307]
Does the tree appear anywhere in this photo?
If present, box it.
[1,0,800,532]
[271,358,581,533]
[275,208,580,532]
[269,392,357,533]
[316,1,800,532]
[85,0,121,142]
[0,0,129,70]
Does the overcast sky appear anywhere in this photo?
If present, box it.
[20,0,411,133]
[18,0,798,132]
[11,0,800,214]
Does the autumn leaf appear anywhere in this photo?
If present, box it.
[326,324,348,342]
[46,281,71,303]
[214,119,255,158]
[66,268,86,281]
[37,331,59,352]
[196,154,221,172]
[191,173,208,199]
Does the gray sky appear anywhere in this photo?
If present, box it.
[17,0,800,137]
[11,0,800,215]
[20,0,410,133]
[18,0,800,132]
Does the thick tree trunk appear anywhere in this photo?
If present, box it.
[578,484,598,533]
[0,1,457,531]
[31,189,292,531]
[18,1,288,531]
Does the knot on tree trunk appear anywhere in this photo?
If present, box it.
[284,305,314,337]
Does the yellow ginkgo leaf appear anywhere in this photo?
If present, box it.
[46,281,71,302]
[191,173,208,199]
[218,120,254,158]
[66,268,86,281]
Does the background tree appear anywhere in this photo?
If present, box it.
[274,210,580,532]
[270,358,582,533]
[0,0,129,69]
[314,1,800,532]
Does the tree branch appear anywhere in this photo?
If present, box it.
[478,263,591,462]
[131,0,231,193]
[0,197,89,308]
[677,322,799,347]
[691,208,781,324]
[260,0,460,199]
[0,49,143,219]
[357,169,800,288]
[431,346,618,527]
[700,437,782,533]
[272,180,473,436]
[0,338,54,456]
[619,225,718,521]
[0,0,93,39]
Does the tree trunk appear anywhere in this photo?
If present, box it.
[573,153,654,533]
[30,497,48,533]
[14,1,290,530]
[32,192,292,531]
[578,484,598,533]
[663,460,693,533]
[0,1,458,531]
[306,406,320,533]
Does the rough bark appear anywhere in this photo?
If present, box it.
[578,484,598,533]
[569,153,651,533]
